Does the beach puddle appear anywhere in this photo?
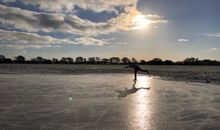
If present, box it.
[0,74,219,130]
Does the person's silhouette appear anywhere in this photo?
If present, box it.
[125,63,149,81]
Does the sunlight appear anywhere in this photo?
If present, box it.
[129,75,152,129]
[136,76,151,128]
[132,14,152,30]
[137,75,150,89]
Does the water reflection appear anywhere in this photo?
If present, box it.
[117,75,152,130]
[132,75,152,130]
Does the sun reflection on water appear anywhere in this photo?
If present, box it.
[130,75,152,130]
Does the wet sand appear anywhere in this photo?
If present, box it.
[0,74,219,130]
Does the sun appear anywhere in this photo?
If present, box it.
[132,14,152,30]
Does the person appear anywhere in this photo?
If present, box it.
[125,63,149,81]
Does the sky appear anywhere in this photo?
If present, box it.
[0,0,220,61]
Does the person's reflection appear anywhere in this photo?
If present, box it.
[115,80,150,98]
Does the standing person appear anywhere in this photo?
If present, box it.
[125,63,149,81]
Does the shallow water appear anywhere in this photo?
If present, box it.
[0,74,219,130]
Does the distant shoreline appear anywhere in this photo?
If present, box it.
[0,64,220,85]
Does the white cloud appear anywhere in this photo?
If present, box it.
[204,33,220,37]
[0,2,168,36]
[178,39,189,42]
[0,29,114,50]
[0,44,61,50]
[22,0,138,13]
[0,4,113,35]
[115,42,127,45]
[209,48,218,51]
[74,37,110,46]
[0,1,169,50]
[0,29,75,45]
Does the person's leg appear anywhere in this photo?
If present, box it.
[134,69,137,80]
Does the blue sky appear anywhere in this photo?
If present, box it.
[0,0,220,61]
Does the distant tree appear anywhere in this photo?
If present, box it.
[183,57,198,65]
[52,58,59,64]
[88,57,95,64]
[121,57,130,64]
[66,57,73,64]
[211,60,220,65]
[14,55,25,63]
[36,57,43,63]
[75,56,84,63]
[147,58,163,65]
[163,60,174,65]
[83,58,87,63]
[201,59,211,65]
[131,57,138,63]
[110,57,120,64]
[4,58,12,63]
[30,58,37,61]
[175,61,183,65]
[60,57,67,64]
[30,58,37,64]
[0,55,6,63]
[140,60,147,64]
[101,58,109,64]
[95,57,101,64]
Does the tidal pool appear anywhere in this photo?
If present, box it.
[0,74,219,130]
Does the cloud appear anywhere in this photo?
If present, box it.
[74,37,110,46]
[0,29,113,50]
[22,0,138,13]
[0,2,168,36]
[115,42,127,45]
[0,4,113,35]
[0,1,169,50]
[204,33,220,37]
[178,39,189,42]
[209,48,218,51]
[0,44,60,50]
[0,29,75,45]
[1,0,16,3]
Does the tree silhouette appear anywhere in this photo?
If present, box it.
[110,57,120,64]
[131,57,138,63]
[95,57,101,64]
[66,57,73,64]
[121,57,131,64]
[52,58,59,64]
[14,55,25,63]
[164,60,174,65]
[101,58,109,64]
[147,58,163,65]
[140,60,147,64]
[75,56,84,64]
[0,55,219,65]
[183,57,198,65]
[60,57,67,64]
[88,57,95,64]
[0,55,6,63]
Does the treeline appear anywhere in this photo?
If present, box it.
[0,55,220,65]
